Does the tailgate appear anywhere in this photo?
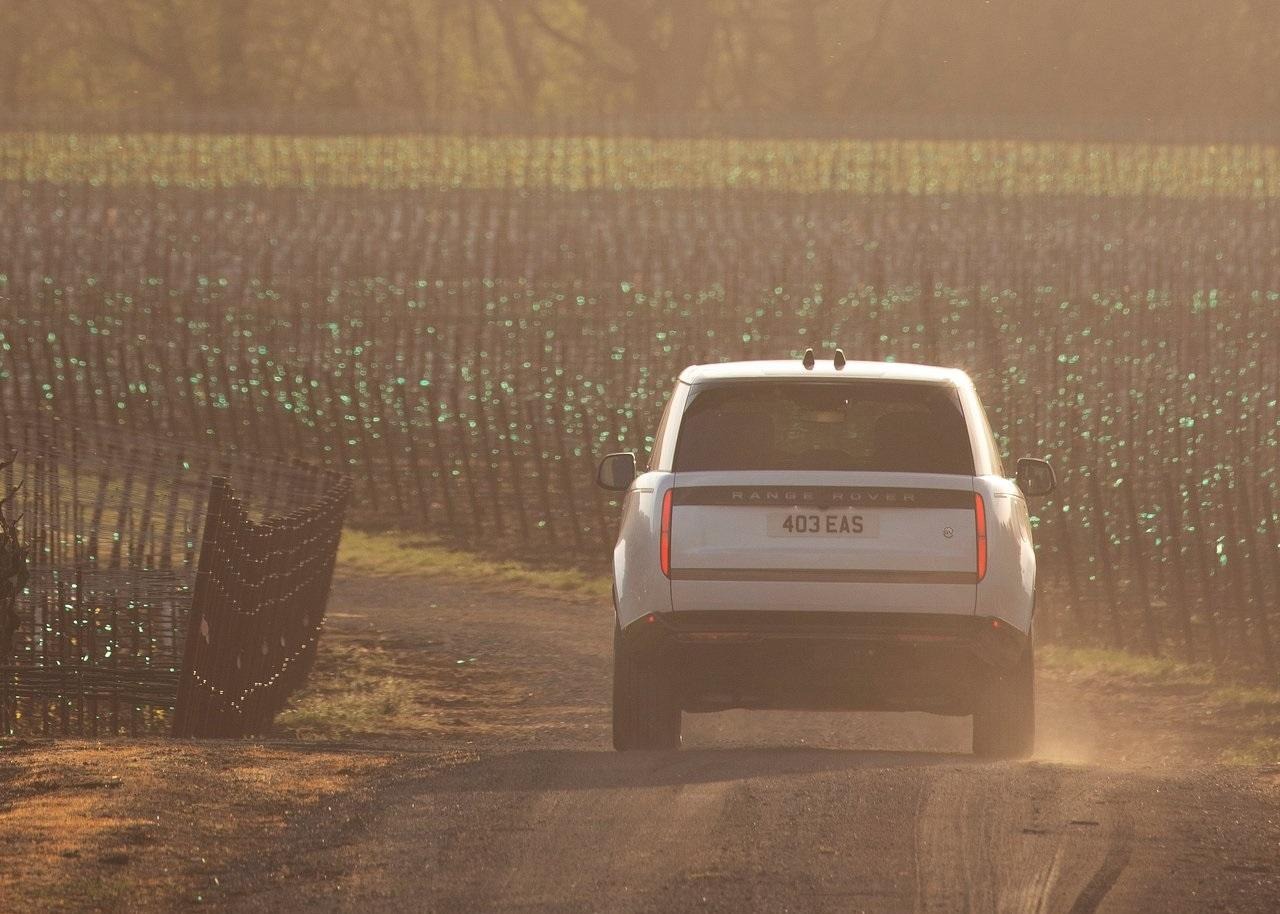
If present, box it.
[668,475,978,616]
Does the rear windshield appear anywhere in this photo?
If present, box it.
[673,381,975,474]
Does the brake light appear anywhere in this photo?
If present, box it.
[660,489,674,577]
[974,493,988,582]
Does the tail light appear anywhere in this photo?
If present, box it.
[974,493,988,582]
[659,488,673,577]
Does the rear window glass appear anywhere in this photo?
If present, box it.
[673,381,974,474]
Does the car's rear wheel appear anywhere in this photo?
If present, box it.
[612,623,682,751]
[972,643,1035,759]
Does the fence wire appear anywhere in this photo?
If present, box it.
[0,411,334,735]
[173,472,350,738]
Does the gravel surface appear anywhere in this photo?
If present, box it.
[229,575,1280,913]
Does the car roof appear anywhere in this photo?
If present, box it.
[676,359,972,386]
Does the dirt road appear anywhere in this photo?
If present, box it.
[225,576,1280,913]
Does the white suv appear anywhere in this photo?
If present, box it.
[596,351,1055,758]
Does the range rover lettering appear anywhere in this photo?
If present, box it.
[596,350,1056,758]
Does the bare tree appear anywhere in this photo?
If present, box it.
[5,0,1280,118]
[835,0,897,110]
[0,0,42,108]
[487,0,546,108]
[68,0,213,105]
[786,0,831,112]
[215,0,256,105]
[529,0,720,112]
[0,458,27,665]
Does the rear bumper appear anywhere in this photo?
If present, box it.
[620,611,1029,715]
[670,578,976,616]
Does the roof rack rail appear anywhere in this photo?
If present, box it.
[801,348,815,369]
[833,348,846,369]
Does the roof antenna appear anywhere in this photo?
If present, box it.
[802,348,815,370]
[833,348,846,370]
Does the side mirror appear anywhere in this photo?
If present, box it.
[1015,457,1056,497]
[596,452,637,491]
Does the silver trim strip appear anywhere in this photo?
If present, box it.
[669,568,978,585]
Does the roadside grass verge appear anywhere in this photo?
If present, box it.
[1038,645,1215,688]
[276,631,533,742]
[275,638,423,740]
[286,528,610,741]
[327,533,1280,762]
[0,740,389,911]
[337,529,610,602]
[1041,644,1280,765]
[1222,737,1280,767]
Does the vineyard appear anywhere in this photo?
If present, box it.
[2,117,1279,679]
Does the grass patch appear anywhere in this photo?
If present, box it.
[1038,644,1216,687]
[275,638,430,740]
[1039,645,1280,709]
[1222,737,1280,766]
[1042,644,1280,766]
[336,529,610,601]
[275,631,531,742]
[0,742,388,912]
[22,874,128,911]
[1207,684,1280,715]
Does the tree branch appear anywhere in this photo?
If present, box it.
[70,0,206,103]
[839,0,897,107]
[525,2,636,82]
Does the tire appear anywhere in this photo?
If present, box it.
[972,642,1035,759]
[612,623,682,751]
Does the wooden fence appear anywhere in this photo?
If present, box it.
[173,472,350,738]
[0,412,343,735]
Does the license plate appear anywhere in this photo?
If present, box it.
[766,511,880,537]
